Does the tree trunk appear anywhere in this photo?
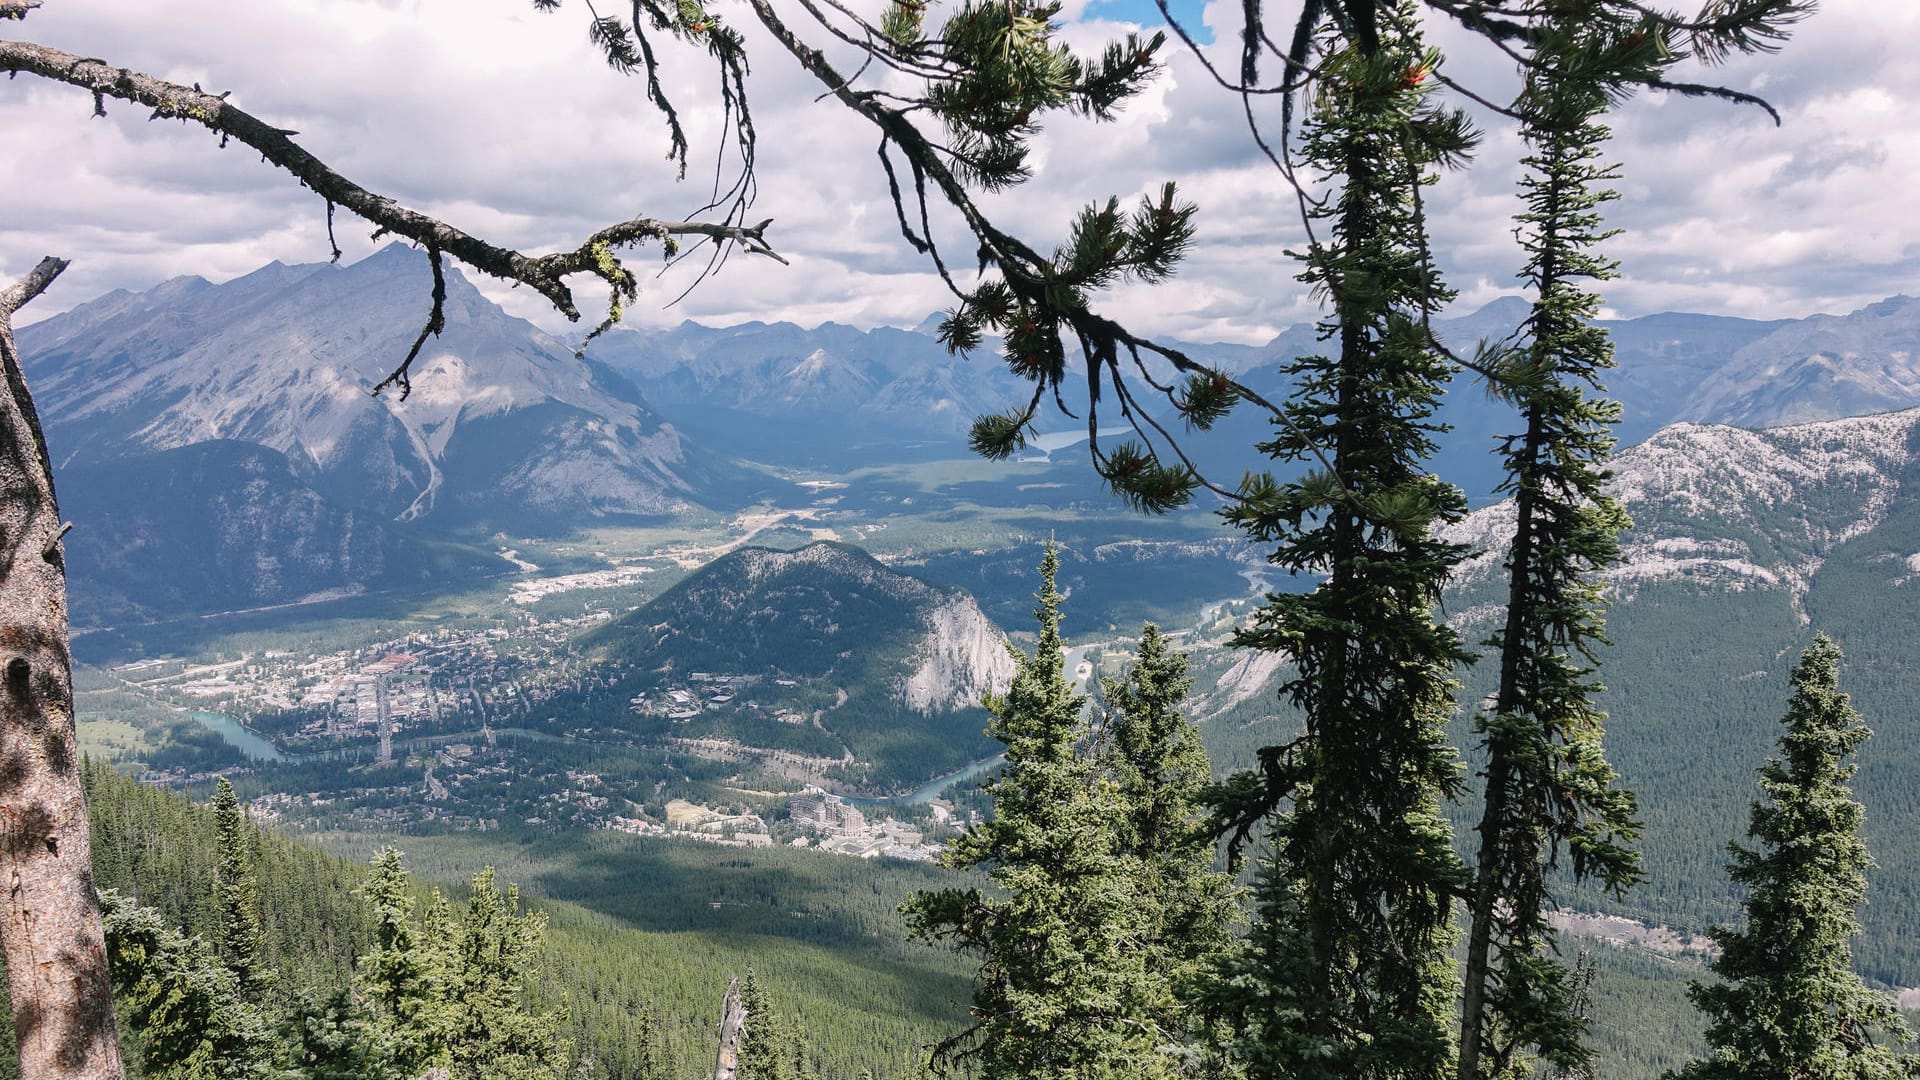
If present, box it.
[713,976,744,1080]
[0,257,124,1079]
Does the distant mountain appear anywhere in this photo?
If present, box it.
[1675,295,1920,428]
[1447,408,1918,609]
[587,318,1267,468]
[19,245,777,527]
[588,320,1030,465]
[59,440,499,625]
[1434,407,1920,984]
[586,542,1013,789]
[1174,299,1794,500]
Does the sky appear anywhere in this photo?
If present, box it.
[1,0,1914,346]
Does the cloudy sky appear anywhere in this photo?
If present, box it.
[1,0,1913,345]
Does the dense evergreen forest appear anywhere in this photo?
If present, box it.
[0,763,977,1079]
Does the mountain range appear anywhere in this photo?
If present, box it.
[590,289,1920,498]
[19,247,785,619]
[18,245,1920,620]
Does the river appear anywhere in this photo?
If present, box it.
[184,710,288,763]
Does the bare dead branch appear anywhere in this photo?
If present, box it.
[0,256,67,490]
[0,40,783,326]
[0,256,66,321]
[370,247,448,400]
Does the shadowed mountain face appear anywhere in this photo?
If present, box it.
[20,244,777,527]
[594,541,1011,711]
[57,441,501,625]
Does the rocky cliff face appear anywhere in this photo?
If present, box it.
[900,595,1014,713]
[1676,296,1920,429]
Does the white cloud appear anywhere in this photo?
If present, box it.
[2,0,1914,344]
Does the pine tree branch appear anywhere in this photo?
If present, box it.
[0,39,783,324]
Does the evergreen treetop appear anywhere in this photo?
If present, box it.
[212,777,268,1000]
[903,543,1172,1078]
[1219,6,1473,1075]
[1675,635,1916,1080]
[1456,16,1644,1078]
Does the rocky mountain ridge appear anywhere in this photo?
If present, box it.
[1444,406,1920,609]
[589,541,1012,785]
[19,244,766,525]
[604,541,1011,712]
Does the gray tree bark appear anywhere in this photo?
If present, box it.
[713,977,744,1080]
[0,257,123,1078]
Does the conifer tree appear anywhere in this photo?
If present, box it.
[1100,623,1240,1062]
[356,848,448,1079]
[903,544,1169,1079]
[739,968,812,1080]
[1673,636,1916,1080]
[280,987,383,1080]
[1219,5,1475,1075]
[1456,21,1645,1080]
[447,867,574,1080]
[99,889,275,1080]
[356,853,574,1080]
[211,777,269,999]
[1205,848,1315,1077]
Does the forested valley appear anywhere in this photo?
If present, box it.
[4,0,1920,1078]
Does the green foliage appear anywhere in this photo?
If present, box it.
[356,851,575,1080]
[903,545,1175,1077]
[332,824,975,1080]
[1673,636,1917,1080]
[83,761,375,997]
[100,888,276,1080]
[355,848,446,1078]
[740,968,817,1080]
[1215,7,1472,1076]
[1457,20,1642,1079]
[1099,623,1241,1062]
[212,777,269,998]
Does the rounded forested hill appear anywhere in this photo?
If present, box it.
[583,541,1012,788]
[596,542,947,679]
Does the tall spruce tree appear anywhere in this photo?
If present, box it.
[1219,6,1476,1076]
[353,852,575,1080]
[1100,623,1241,1066]
[1674,636,1916,1080]
[99,889,275,1080]
[211,777,269,999]
[1455,22,1645,1080]
[356,848,447,1080]
[447,867,574,1080]
[739,968,813,1080]
[903,544,1169,1079]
